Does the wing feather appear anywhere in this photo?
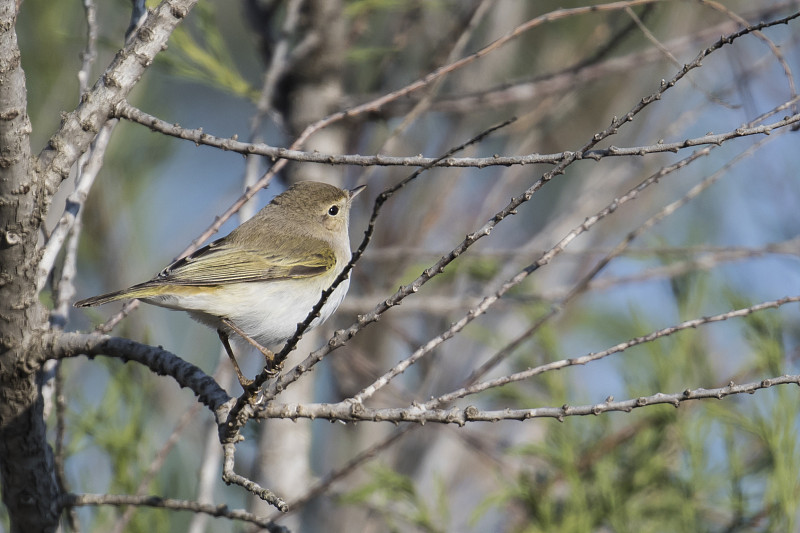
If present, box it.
[155,236,336,286]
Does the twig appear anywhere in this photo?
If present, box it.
[249,118,516,406]
[433,296,800,407]
[62,492,288,532]
[624,6,734,108]
[251,14,795,410]
[467,94,800,382]
[113,102,800,168]
[348,239,800,263]
[430,2,795,113]
[700,0,798,114]
[268,426,414,521]
[258,371,800,425]
[580,245,800,294]
[221,443,288,512]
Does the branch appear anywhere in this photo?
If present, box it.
[430,2,796,113]
[221,443,288,512]
[41,332,231,414]
[35,0,197,207]
[349,120,734,398]
[436,295,800,406]
[349,239,800,264]
[290,0,669,147]
[701,0,797,112]
[254,15,775,405]
[0,0,62,529]
[257,373,800,425]
[340,238,800,314]
[114,101,800,168]
[62,493,288,533]
[349,130,745,403]
[465,95,799,382]
[38,120,114,295]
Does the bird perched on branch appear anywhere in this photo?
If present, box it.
[76,181,365,387]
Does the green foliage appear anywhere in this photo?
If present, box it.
[64,360,172,533]
[344,0,426,18]
[469,280,800,532]
[342,465,450,533]
[160,3,257,100]
[342,275,800,532]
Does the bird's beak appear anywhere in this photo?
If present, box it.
[348,184,366,199]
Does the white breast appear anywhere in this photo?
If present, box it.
[144,272,351,348]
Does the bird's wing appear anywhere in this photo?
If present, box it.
[155,237,336,286]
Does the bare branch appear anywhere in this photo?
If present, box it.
[291,0,669,146]
[38,121,115,295]
[349,118,762,399]
[248,15,791,409]
[221,443,288,512]
[701,0,798,113]
[258,372,800,425]
[62,493,288,532]
[350,136,729,403]
[35,0,198,207]
[437,295,800,406]
[41,332,231,414]
[114,101,800,168]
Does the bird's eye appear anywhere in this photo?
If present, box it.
[328,205,340,216]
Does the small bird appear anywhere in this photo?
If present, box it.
[76,181,365,387]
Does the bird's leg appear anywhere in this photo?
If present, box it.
[221,318,279,374]
[217,329,253,388]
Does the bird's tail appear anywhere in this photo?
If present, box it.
[74,283,164,307]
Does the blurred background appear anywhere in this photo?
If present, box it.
[12,0,800,531]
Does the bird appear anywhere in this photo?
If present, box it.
[75,181,365,387]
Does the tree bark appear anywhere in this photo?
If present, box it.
[0,0,61,531]
[0,0,199,529]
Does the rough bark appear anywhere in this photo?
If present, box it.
[0,0,199,529]
[0,0,61,530]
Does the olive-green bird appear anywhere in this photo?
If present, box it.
[76,181,365,386]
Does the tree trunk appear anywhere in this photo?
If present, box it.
[0,1,61,531]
